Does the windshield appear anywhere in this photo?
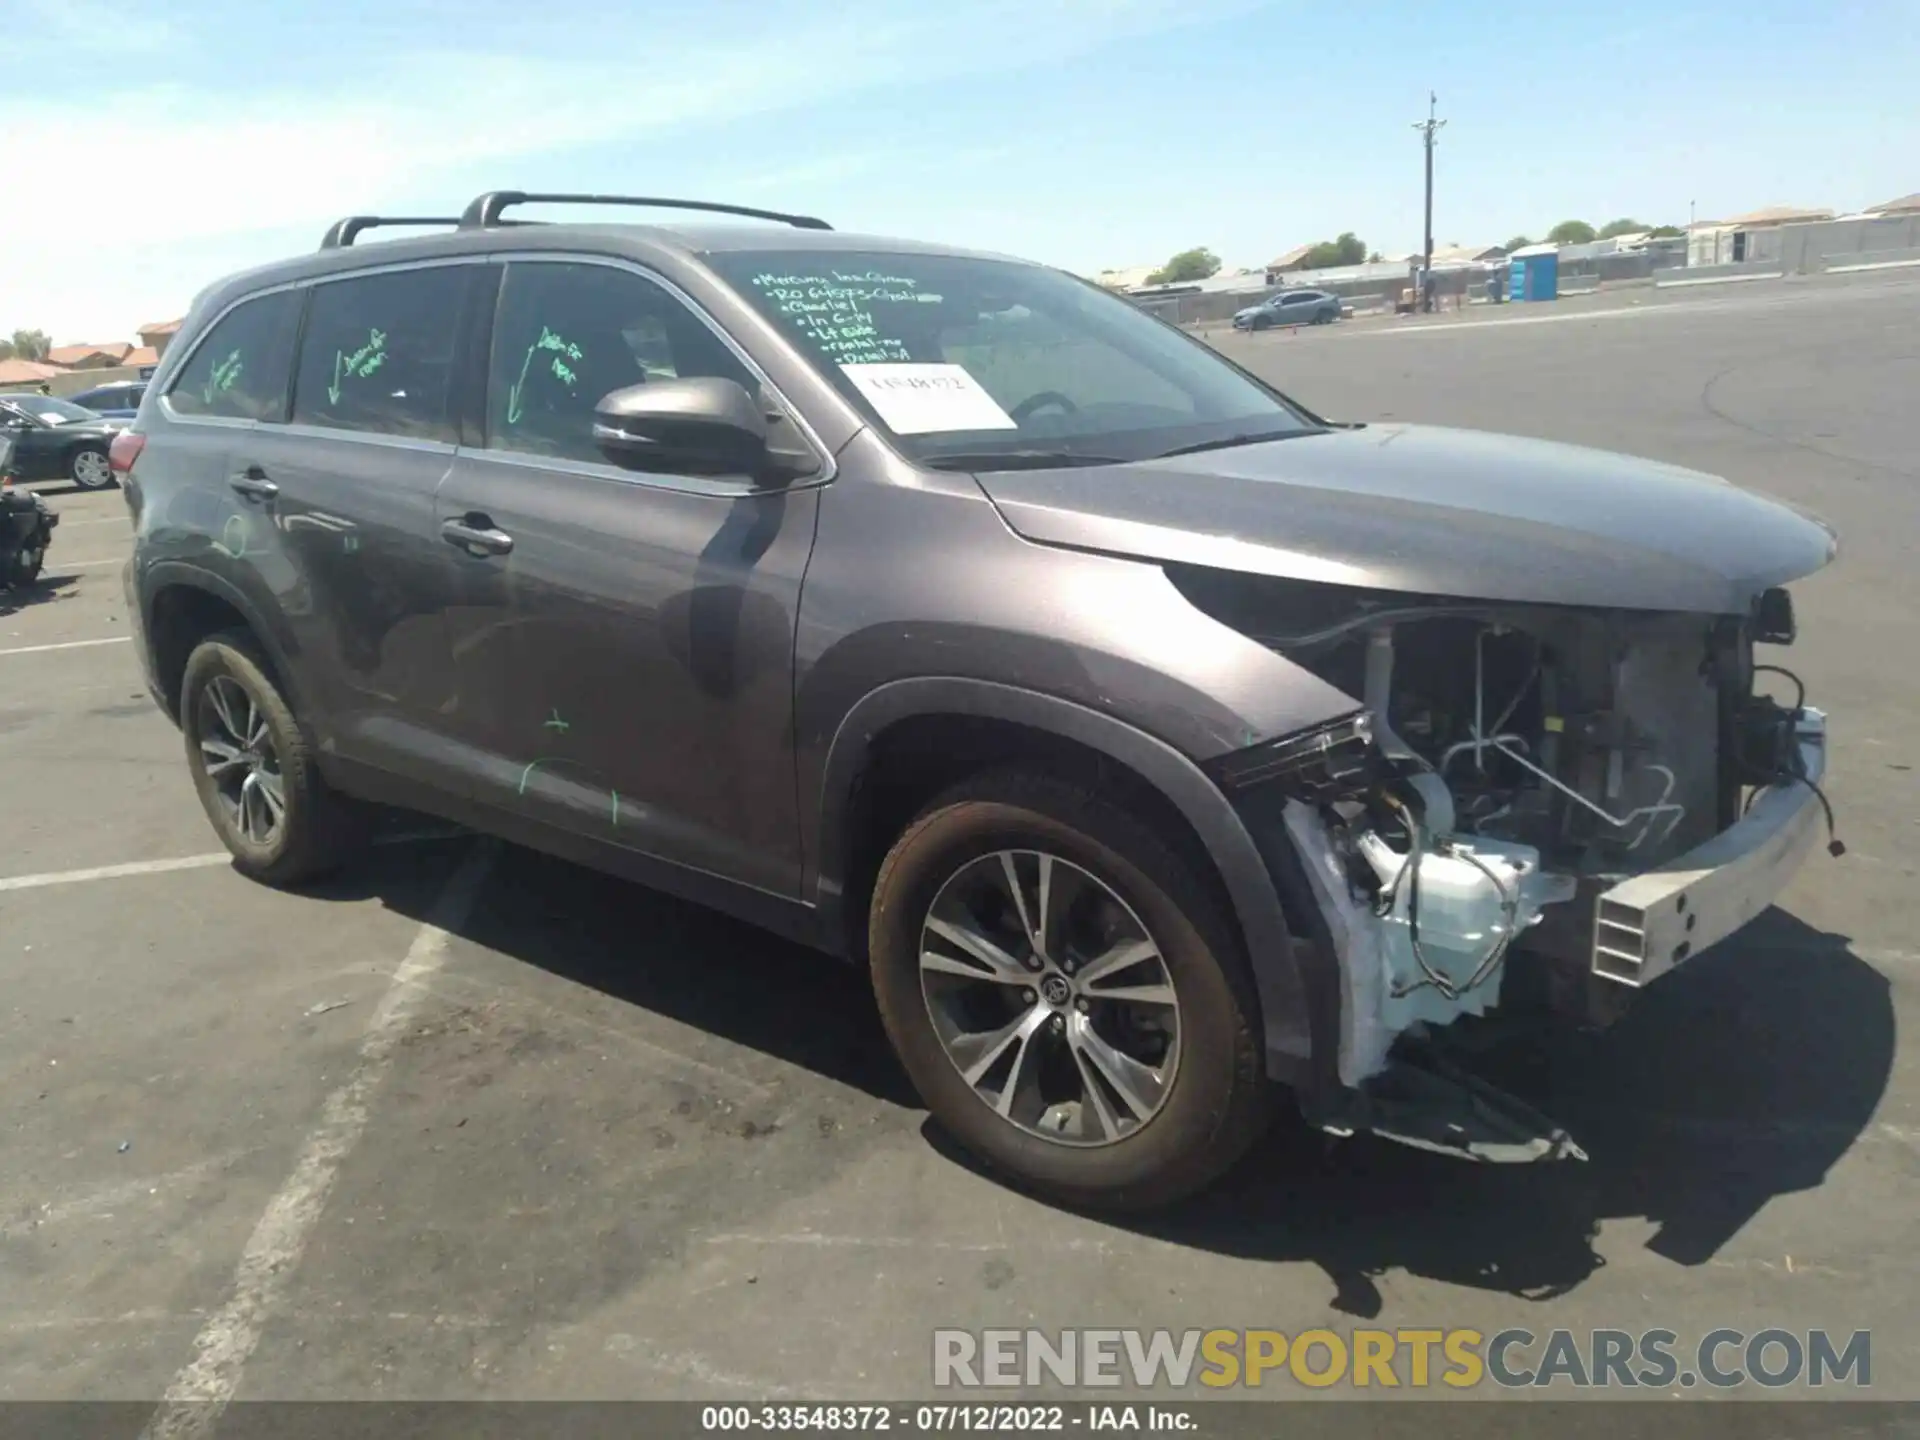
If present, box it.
[705,249,1320,467]
[11,396,100,426]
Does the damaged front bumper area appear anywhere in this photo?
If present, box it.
[1591,708,1829,988]
[1209,594,1841,1165]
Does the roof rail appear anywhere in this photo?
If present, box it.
[319,216,462,250]
[458,191,832,232]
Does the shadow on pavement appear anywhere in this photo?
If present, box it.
[305,833,919,1109]
[1083,907,1894,1314]
[0,573,80,618]
[313,834,1893,1316]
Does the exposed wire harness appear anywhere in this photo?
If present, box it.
[1375,790,1522,1003]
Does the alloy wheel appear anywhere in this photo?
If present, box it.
[197,675,287,846]
[918,849,1181,1147]
[72,449,113,489]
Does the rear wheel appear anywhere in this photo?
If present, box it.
[5,542,44,588]
[69,446,115,491]
[180,630,364,885]
[869,771,1272,1211]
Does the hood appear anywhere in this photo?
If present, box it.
[973,423,1837,613]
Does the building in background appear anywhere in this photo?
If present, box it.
[0,359,66,392]
[135,318,184,359]
[1688,206,1834,265]
[45,342,133,370]
[1866,192,1920,218]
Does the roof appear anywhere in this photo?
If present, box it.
[1430,243,1505,264]
[122,346,161,368]
[47,342,131,366]
[1265,244,1315,270]
[1093,265,1160,290]
[183,219,1048,329]
[0,359,66,384]
[136,318,184,337]
[1507,242,1560,258]
[1721,206,1833,227]
[1868,192,1920,215]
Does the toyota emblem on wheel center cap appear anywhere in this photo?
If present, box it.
[1040,973,1072,1007]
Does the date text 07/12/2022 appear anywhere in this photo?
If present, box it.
[701,1404,1193,1432]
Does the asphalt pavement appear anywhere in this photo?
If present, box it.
[3,268,1918,1413]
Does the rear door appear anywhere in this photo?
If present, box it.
[234,261,481,793]
[433,254,827,896]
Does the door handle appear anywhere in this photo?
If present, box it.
[229,468,278,501]
[441,516,514,556]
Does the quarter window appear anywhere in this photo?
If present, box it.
[166,290,301,421]
[292,266,469,443]
[485,260,759,466]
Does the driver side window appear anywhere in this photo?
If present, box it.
[485,260,759,466]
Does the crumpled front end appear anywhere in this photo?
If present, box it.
[1199,576,1841,1162]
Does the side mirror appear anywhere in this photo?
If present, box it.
[592,377,774,479]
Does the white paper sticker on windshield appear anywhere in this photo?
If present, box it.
[840,363,1018,434]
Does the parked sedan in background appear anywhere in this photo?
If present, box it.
[1232,288,1343,330]
[0,394,119,489]
[66,379,146,422]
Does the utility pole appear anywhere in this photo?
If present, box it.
[1413,92,1446,312]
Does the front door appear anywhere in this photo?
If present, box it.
[436,256,825,897]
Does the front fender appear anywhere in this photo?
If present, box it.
[814,675,1316,1084]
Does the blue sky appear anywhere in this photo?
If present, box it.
[3,0,1916,343]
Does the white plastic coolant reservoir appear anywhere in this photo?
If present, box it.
[1355,793,1576,1033]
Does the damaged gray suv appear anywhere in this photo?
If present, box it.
[119,192,1842,1209]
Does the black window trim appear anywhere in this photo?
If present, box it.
[280,255,484,452]
[157,278,310,431]
[470,251,837,495]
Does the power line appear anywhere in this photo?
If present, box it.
[1412,92,1447,313]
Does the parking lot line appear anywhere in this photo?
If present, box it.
[0,853,231,892]
[139,839,496,1440]
[0,831,469,893]
[51,558,127,570]
[0,636,132,658]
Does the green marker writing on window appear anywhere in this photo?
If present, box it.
[327,329,388,405]
[203,349,244,405]
[506,327,585,425]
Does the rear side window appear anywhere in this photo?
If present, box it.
[291,266,468,443]
[166,290,301,421]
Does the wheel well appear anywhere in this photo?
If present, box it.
[836,714,1238,964]
[148,585,254,718]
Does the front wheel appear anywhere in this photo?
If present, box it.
[69,446,115,491]
[869,772,1272,1211]
[180,630,364,885]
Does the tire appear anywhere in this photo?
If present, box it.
[869,770,1272,1211]
[68,445,115,491]
[180,630,364,885]
[6,542,44,588]
[1250,314,1271,332]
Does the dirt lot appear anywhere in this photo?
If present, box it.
[4,269,1918,1415]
